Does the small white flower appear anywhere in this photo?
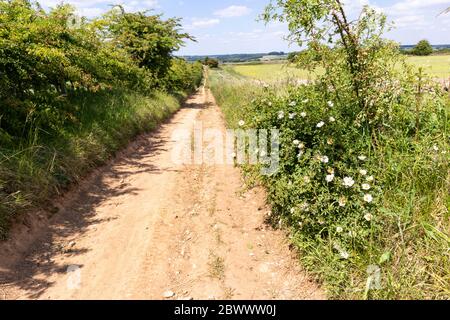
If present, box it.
[327,101,334,108]
[336,226,343,233]
[362,183,371,190]
[359,169,367,176]
[329,116,336,122]
[364,194,373,203]
[343,177,355,188]
[278,111,285,119]
[290,208,295,214]
[303,176,311,183]
[327,138,334,145]
[316,121,325,128]
[364,213,373,222]
[340,251,349,260]
[302,99,309,103]
[321,156,329,164]
[366,175,374,182]
[326,174,335,182]
[300,202,310,211]
[432,145,439,152]
[289,112,297,119]
[300,112,307,118]
[238,120,245,127]
[338,197,347,207]
[298,142,305,149]
[289,101,296,107]
[293,139,300,146]
[358,155,367,161]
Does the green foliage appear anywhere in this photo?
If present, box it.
[202,57,220,68]
[412,40,434,56]
[210,0,449,299]
[0,0,203,238]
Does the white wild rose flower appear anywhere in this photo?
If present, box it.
[364,194,373,203]
[343,177,355,188]
[366,175,374,182]
[358,155,367,161]
[362,183,371,190]
[359,169,367,176]
[300,112,307,118]
[278,111,285,119]
[433,145,439,152]
[338,197,347,207]
[289,101,296,107]
[317,121,325,128]
[289,112,297,119]
[238,120,245,127]
[327,101,334,107]
[340,251,349,260]
[321,156,329,164]
[336,226,343,233]
[293,139,300,146]
[364,213,373,222]
[302,99,309,103]
[326,174,335,182]
[329,116,336,122]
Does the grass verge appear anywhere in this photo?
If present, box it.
[0,88,191,239]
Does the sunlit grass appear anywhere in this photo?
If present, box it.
[228,55,450,80]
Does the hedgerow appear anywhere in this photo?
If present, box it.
[0,0,203,238]
[209,0,449,299]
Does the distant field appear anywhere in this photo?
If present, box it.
[406,55,450,78]
[229,55,450,80]
[228,63,319,81]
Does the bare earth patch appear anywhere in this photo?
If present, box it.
[0,87,324,300]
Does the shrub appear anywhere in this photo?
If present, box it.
[202,57,220,68]
[209,0,449,299]
[0,0,203,238]
[412,40,433,56]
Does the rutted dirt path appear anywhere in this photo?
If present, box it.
[0,86,324,300]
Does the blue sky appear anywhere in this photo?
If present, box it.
[38,0,450,55]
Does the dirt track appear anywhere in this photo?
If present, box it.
[0,86,323,300]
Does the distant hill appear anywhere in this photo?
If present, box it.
[181,45,450,63]
[181,53,288,63]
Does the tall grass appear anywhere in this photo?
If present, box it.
[209,67,449,300]
[0,88,191,239]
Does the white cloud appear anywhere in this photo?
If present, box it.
[185,18,220,30]
[214,5,251,18]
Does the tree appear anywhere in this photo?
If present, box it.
[202,57,219,68]
[101,6,194,84]
[412,40,433,56]
[263,0,399,118]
